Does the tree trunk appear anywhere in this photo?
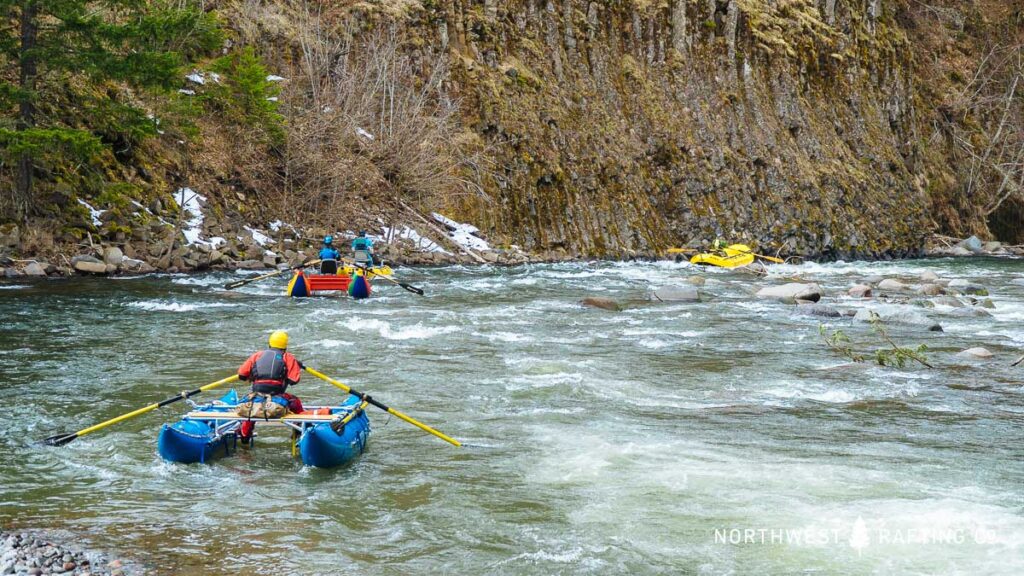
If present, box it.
[14,1,38,223]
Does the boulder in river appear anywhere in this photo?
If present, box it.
[580,297,622,311]
[920,270,939,282]
[685,276,706,286]
[932,296,964,308]
[877,278,909,291]
[853,305,943,331]
[848,284,872,298]
[792,303,841,318]
[649,286,700,302]
[978,298,995,309]
[916,283,945,296]
[956,347,994,359]
[755,283,822,303]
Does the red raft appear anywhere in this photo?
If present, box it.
[286,269,372,299]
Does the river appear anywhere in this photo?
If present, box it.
[1,258,1022,575]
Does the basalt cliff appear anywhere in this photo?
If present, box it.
[1,0,1021,267]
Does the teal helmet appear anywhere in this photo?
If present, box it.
[324,235,333,245]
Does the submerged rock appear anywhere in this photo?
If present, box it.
[916,283,945,296]
[792,303,841,318]
[580,297,622,311]
[853,305,943,331]
[863,275,885,285]
[947,279,988,296]
[755,283,822,303]
[685,276,706,286]
[932,296,964,308]
[920,270,939,282]
[650,286,700,302]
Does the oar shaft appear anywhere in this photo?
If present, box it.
[71,375,240,439]
[303,366,460,447]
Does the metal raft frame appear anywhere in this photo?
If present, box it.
[182,404,366,456]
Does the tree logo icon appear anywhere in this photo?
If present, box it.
[850,516,870,556]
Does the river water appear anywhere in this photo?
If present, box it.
[1,259,1022,575]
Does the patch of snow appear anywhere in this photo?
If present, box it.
[322,106,333,113]
[268,220,299,237]
[266,75,286,82]
[432,213,491,251]
[381,225,449,254]
[130,200,152,215]
[266,97,278,102]
[356,127,375,141]
[178,89,195,96]
[173,188,206,245]
[243,226,274,247]
[186,71,205,85]
[77,199,105,226]
[209,72,222,83]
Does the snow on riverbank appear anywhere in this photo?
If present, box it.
[433,213,491,251]
[380,225,449,254]
[173,188,225,248]
[77,199,105,226]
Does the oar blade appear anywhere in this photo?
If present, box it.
[400,282,425,296]
[40,433,78,447]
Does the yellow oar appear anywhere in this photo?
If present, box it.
[41,375,240,446]
[302,365,460,447]
[224,260,322,290]
[666,247,696,254]
[729,246,784,264]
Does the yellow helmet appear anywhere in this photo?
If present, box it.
[268,330,289,349]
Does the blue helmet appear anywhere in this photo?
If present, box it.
[324,235,333,245]
[358,230,366,237]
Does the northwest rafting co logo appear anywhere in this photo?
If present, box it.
[849,517,870,556]
[713,517,1003,552]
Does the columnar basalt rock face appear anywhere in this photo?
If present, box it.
[425,0,929,258]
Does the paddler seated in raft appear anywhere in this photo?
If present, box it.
[351,230,376,267]
[318,235,341,274]
[236,330,304,446]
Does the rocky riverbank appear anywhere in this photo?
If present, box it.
[0,531,134,576]
[1,212,1020,281]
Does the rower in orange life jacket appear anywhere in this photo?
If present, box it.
[236,330,304,443]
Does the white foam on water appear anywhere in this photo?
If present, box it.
[127,300,238,312]
[307,339,354,349]
[0,284,29,290]
[475,331,529,343]
[344,318,459,340]
[509,277,539,286]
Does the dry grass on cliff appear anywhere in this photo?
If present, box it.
[270,12,486,228]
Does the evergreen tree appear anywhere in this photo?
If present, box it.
[0,0,222,222]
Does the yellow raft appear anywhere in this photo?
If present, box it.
[342,264,392,279]
[689,244,756,268]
